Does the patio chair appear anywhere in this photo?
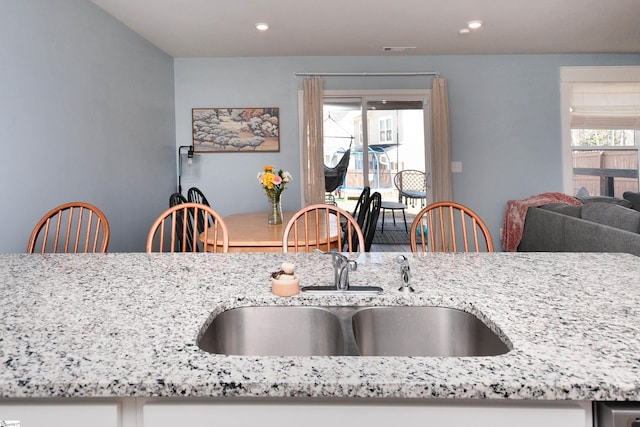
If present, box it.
[394,170,429,208]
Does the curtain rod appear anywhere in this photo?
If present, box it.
[294,71,440,77]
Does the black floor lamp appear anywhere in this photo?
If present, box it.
[177,145,194,194]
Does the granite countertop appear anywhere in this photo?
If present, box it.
[1,252,639,401]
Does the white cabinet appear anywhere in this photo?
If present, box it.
[143,400,590,427]
[0,401,119,427]
[0,398,592,427]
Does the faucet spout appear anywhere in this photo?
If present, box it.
[331,252,356,290]
[396,255,414,293]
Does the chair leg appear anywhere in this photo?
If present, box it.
[401,208,408,232]
[381,209,385,233]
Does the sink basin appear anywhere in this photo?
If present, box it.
[197,306,510,357]
[352,306,510,357]
[197,306,344,356]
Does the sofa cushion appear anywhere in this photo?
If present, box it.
[581,202,640,233]
[576,195,633,208]
[539,203,582,218]
[623,191,640,212]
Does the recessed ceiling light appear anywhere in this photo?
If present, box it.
[256,23,269,31]
[467,20,482,30]
[459,28,471,35]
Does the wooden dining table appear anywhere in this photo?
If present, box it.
[200,211,340,252]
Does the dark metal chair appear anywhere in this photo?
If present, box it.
[341,187,369,251]
[394,170,429,208]
[170,193,187,207]
[187,187,213,236]
[168,193,195,251]
[361,191,381,252]
[187,187,210,206]
[352,186,371,229]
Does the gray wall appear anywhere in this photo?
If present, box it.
[175,55,640,249]
[0,0,175,253]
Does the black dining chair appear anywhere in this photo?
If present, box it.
[168,192,196,251]
[352,186,371,230]
[187,187,211,207]
[187,187,213,235]
[361,192,382,252]
[340,187,370,251]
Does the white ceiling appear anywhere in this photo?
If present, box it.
[91,0,640,58]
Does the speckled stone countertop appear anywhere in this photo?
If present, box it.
[1,252,639,401]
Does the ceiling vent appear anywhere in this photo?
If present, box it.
[383,46,416,52]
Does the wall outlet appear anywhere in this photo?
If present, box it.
[451,161,462,173]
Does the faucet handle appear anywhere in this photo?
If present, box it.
[395,254,409,265]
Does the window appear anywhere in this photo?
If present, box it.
[560,67,640,197]
[379,117,393,142]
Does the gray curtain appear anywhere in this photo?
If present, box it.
[302,77,326,205]
[431,77,452,202]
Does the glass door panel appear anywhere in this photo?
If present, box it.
[324,94,429,214]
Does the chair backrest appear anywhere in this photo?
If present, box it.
[187,187,210,206]
[282,204,365,253]
[146,202,229,253]
[187,187,213,233]
[361,192,382,252]
[352,186,371,228]
[27,202,110,254]
[169,192,187,207]
[168,193,193,250]
[410,201,494,253]
[394,170,428,193]
[394,170,429,207]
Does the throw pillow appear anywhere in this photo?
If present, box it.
[581,202,640,233]
[623,191,640,212]
[576,195,633,209]
[575,186,590,198]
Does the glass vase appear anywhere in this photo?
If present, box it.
[267,194,283,225]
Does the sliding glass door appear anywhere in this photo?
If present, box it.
[323,90,431,213]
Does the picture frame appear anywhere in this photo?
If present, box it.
[191,107,280,152]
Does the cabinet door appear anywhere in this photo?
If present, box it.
[0,402,118,427]
[144,401,589,427]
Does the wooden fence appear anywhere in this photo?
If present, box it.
[573,150,638,197]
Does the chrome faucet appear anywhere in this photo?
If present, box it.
[332,252,357,290]
[302,249,380,295]
[396,255,414,293]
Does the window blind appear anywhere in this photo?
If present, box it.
[570,82,640,129]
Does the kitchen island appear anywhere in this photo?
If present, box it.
[1,252,639,426]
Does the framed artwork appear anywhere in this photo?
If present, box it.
[192,107,280,152]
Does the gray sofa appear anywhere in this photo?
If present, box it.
[517,192,640,256]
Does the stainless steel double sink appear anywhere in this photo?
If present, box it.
[197,306,511,357]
